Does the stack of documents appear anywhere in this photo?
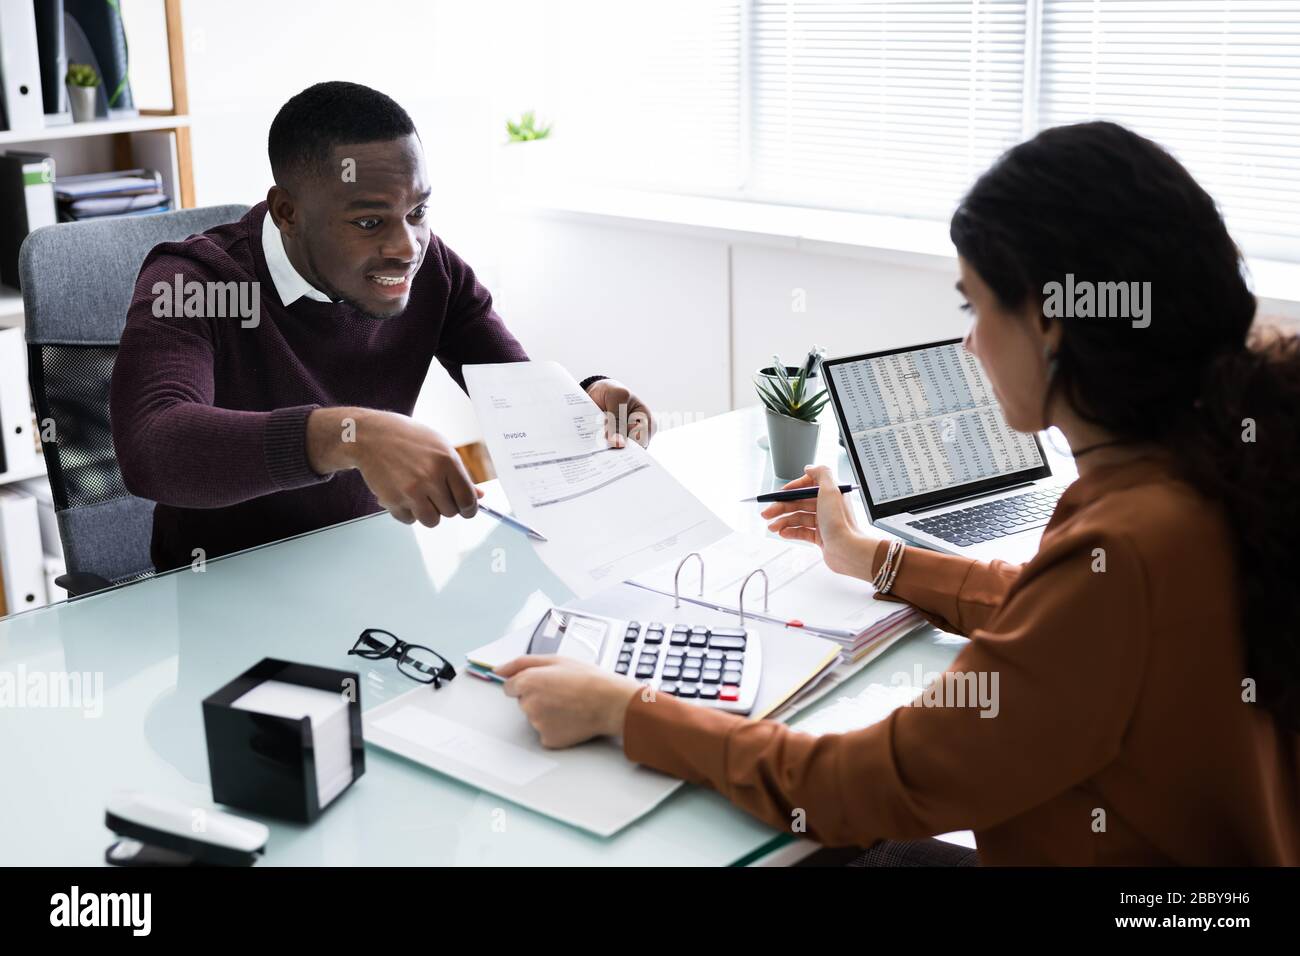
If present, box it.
[54,169,171,221]
[627,531,924,665]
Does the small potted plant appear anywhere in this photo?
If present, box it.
[755,351,830,479]
[505,110,552,143]
[66,63,99,123]
[499,110,555,186]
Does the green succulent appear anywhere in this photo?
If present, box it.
[756,353,829,423]
[505,110,552,142]
[66,63,100,88]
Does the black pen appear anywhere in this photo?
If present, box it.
[740,484,858,503]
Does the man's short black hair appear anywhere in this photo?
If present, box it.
[268,81,416,184]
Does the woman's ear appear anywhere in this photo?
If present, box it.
[1032,299,1063,359]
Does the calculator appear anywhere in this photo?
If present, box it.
[527,608,763,715]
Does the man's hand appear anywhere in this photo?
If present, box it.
[306,407,481,528]
[585,378,654,448]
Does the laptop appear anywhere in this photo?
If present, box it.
[822,339,1067,564]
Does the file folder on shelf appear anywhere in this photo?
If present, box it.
[0,487,47,615]
[0,0,46,134]
[0,327,41,479]
[0,151,57,289]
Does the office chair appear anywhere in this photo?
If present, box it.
[18,204,250,597]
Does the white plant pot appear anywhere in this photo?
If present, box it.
[68,85,97,123]
[764,409,820,480]
[497,137,559,190]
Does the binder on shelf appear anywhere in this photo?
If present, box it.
[0,327,40,479]
[16,477,60,560]
[0,486,47,615]
[34,0,70,124]
[0,0,46,134]
[44,553,67,605]
[65,0,136,119]
[0,151,57,289]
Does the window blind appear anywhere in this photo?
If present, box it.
[748,0,1030,219]
[1038,0,1300,260]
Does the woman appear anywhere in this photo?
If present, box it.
[495,122,1300,865]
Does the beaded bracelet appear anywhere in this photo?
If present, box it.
[881,542,906,594]
[872,539,903,592]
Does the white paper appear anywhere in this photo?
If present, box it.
[231,680,348,724]
[465,361,730,597]
[791,682,924,736]
[363,672,683,838]
[370,706,557,787]
[232,680,354,808]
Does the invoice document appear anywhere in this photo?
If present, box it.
[465,361,731,597]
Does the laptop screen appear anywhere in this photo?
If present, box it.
[823,340,1050,519]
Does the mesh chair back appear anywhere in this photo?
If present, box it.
[19,205,250,585]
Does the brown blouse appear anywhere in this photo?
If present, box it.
[622,457,1300,865]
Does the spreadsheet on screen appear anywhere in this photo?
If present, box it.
[827,343,1044,505]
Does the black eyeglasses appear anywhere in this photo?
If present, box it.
[349,629,457,688]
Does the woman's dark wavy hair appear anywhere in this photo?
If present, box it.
[950,120,1300,731]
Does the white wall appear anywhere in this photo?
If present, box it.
[729,244,963,408]
[122,0,1295,447]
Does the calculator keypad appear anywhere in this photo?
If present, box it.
[615,621,753,710]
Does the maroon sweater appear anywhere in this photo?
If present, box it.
[110,202,528,572]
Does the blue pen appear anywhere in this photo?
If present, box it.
[477,503,548,542]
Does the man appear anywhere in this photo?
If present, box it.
[111,81,652,572]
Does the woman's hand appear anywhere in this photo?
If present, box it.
[761,465,881,579]
[497,655,643,749]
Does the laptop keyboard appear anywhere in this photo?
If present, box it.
[905,487,1063,547]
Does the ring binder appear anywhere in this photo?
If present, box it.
[738,568,769,625]
[673,551,703,608]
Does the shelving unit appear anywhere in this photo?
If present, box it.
[0,0,195,330]
[1,1,195,535]
[0,112,191,146]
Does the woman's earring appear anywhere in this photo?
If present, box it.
[1043,345,1059,382]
